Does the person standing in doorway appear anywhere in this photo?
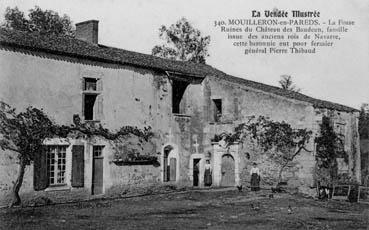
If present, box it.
[250,162,261,191]
[204,160,212,186]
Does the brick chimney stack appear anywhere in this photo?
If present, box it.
[75,20,99,44]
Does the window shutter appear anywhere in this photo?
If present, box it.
[72,145,85,187]
[169,158,176,181]
[81,78,85,91]
[97,79,103,91]
[97,95,104,120]
[34,146,48,191]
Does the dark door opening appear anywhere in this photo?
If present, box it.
[193,159,200,186]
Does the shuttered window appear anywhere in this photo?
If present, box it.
[34,145,68,190]
[34,146,48,191]
[82,78,103,121]
[72,145,85,187]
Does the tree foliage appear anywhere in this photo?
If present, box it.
[214,116,312,185]
[2,6,74,36]
[152,17,210,64]
[314,116,346,186]
[359,104,369,139]
[278,75,301,93]
[0,102,153,206]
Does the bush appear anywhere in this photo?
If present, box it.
[348,184,359,203]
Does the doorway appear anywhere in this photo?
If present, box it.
[193,159,200,186]
[163,145,174,182]
[92,146,103,195]
[220,154,235,187]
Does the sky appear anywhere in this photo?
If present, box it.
[0,0,368,109]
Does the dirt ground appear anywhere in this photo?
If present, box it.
[1,189,368,230]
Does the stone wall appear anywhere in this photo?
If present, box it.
[0,49,174,207]
[177,76,317,191]
[179,76,360,192]
[0,47,361,206]
[314,108,361,182]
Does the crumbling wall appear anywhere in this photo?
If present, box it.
[314,108,361,183]
[182,76,317,191]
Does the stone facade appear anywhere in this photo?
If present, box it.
[178,76,360,194]
[0,21,361,206]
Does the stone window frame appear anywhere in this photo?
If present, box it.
[81,77,103,122]
[211,96,223,123]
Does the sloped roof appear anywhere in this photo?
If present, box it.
[0,28,222,77]
[0,28,358,113]
[215,74,358,113]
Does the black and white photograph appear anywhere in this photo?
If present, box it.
[0,0,368,229]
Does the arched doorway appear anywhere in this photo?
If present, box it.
[163,145,177,182]
[220,154,235,187]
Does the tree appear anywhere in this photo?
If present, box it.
[0,103,61,206]
[359,103,369,139]
[314,116,346,186]
[215,116,312,186]
[152,17,210,64]
[0,102,153,206]
[2,6,74,36]
[278,75,301,93]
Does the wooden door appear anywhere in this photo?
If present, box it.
[220,154,235,187]
[92,157,103,195]
[169,158,177,181]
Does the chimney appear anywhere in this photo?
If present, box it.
[75,20,99,44]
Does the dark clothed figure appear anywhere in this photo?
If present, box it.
[204,160,212,186]
[250,163,260,191]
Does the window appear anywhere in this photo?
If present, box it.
[212,99,222,122]
[84,78,97,91]
[84,94,97,120]
[82,78,103,121]
[47,146,67,186]
[93,146,104,157]
[171,79,189,114]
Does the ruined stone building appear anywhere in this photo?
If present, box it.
[0,20,361,206]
